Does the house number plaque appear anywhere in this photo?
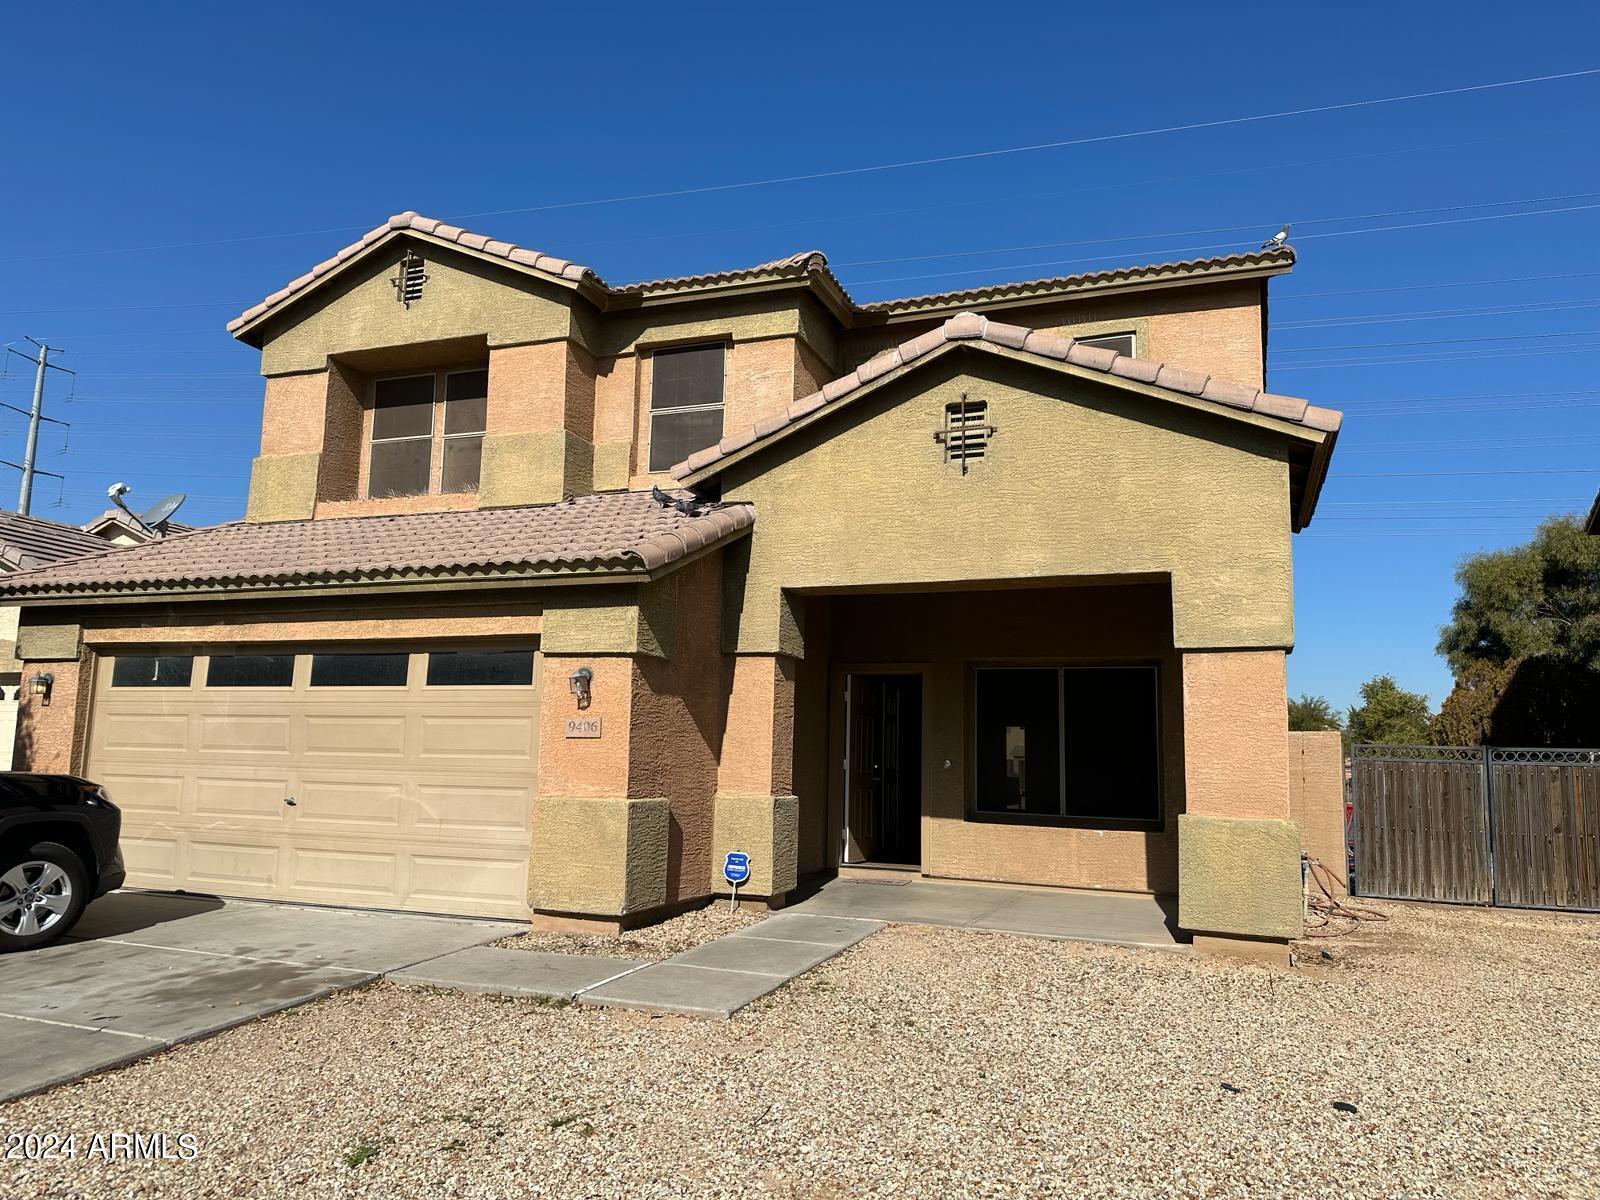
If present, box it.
[564,716,603,739]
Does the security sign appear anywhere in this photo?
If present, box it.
[722,851,752,887]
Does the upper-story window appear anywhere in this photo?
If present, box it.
[648,344,725,473]
[368,367,487,498]
[1077,331,1135,356]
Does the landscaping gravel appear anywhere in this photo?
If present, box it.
[493,902,766,960]
[4,901,1598,1199]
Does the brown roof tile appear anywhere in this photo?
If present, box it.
[671,311,1342,483]
[0,492,754,599]
[0,512,114,572]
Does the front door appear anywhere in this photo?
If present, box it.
[843,673,922,866]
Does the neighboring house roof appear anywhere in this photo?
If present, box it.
[0,491,754,600]
[79,508,195,542]
[226,211,1295,341]
[1586,490,1600,535]
[672,311,1342,531]
[0,511,118,572]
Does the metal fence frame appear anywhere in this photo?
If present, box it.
[1350,743,1600,914]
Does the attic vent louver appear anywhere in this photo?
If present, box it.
[391,249,429,308]
[935,394,994,475]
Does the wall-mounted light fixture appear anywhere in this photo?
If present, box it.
[569,666,593,711]
[30,671,54,706]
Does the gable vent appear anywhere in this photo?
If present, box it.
[936,394,994,473]
[391,249,429,308]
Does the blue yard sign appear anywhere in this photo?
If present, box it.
[722,851,751,886]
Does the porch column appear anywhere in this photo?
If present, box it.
[711,654,799,907]
[1177,649,1302,965]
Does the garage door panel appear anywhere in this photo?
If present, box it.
[95,712,189,754]
[121,835,180,884]
[287,845,398,900]
[410,852,527,915]
[90,645,538,919]
[291,779,405,833]
[418,714,538,763]
[413,783,535,839]
[197,714,292,755]
[97,772,186,818]
[302,714,409,759]
[186,840,282,890]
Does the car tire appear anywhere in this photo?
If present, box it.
[0,840,89,952]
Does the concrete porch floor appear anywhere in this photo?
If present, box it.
[786,874,1186,951]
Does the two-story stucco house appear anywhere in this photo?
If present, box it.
[2,212,1339,962]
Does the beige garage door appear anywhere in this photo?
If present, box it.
[85,643,539,919]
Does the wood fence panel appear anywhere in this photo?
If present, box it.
[1490,761,1600,911]
[1352,750,1491,904]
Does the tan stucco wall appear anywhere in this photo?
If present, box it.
[529,795,669,916]
[1182,650,1290,820]
[1289,728,1348,890]
[717,352,1296,655]
[13,649,91,775]
[257,247,573,376]
[1177,813,1303,940]
[806,583,1184,893]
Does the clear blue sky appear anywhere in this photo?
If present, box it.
[3,2,1598,715]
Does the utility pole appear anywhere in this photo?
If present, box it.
[3,338,72,515]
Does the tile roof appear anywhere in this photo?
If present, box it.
[673,310,1341,483]
[80,509,196,541]
[0,492,754,599]
[227,212,1293,337]
[856,248,1295,315]
[1586,490,1599,535]
[0,511,116,572]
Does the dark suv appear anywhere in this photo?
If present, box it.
[0,774,124,951]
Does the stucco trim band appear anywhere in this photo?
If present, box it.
[529,796,669,916]
[709,794,799,898]
[1177,813,1303,940]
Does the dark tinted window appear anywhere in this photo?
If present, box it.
[426,649,535,686]
[206,654,294,688]
[369,438,432,498]
[974,666,1159,825]
[309,652,410,687]
[371,375,435,439]
[1076,332,1135,357]
[441,436,482,493]
[444,370,488,430]
[650,344,724,411]
[111,655,194,688]
[648,408,725,473]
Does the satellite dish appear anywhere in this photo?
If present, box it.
[138,493,187,530]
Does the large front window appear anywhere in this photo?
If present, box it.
[368,367,487,498]
[648,343,725,473]
[974,666,1160,827]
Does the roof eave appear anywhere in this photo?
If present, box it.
[678,340,1327,489]
[228,227,602,347]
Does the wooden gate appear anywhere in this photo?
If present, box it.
[1352,745,1600,912]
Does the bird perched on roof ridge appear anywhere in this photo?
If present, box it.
[1261,224,1290,251]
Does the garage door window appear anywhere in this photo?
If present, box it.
[309,652,410,687]
[426,649,535,686]
[111,655,194,688]
[206,654,294,688]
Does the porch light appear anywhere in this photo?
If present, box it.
[569,666,593,711]
[30,671,54,705]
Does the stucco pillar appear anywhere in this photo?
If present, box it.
[529,652,669,928]
[710,654,799,905]
[1177,649,1302,964]
[479,340,596,507]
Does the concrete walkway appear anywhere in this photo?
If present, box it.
[391,912,883,1019]
[787,875,1186,951]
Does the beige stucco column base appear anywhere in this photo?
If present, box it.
[709,794,798,900]
[1190,934,1294,968]
[529,796,670,918]
[1178,813,1302,957]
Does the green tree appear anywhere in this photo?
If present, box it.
[1288,693,1343,732]
[1437,515,1600,673]
[1347,674,1431,745]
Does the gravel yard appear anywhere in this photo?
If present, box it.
[494,902,766,960]
[5,901,1598,1199]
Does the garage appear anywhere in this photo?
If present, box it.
[84,642,540,919]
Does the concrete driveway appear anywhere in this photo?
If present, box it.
[0,890,515,1102]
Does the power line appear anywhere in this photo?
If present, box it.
[1276,270,1600,302]
[833,189,1600,270]
[456,67,1600,220]
[1274,328,1600,354]
[1275,343,1600,370]
[1277,297,1600,331]
[1332,467,1600,478]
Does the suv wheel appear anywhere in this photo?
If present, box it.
[0,841,88,951]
